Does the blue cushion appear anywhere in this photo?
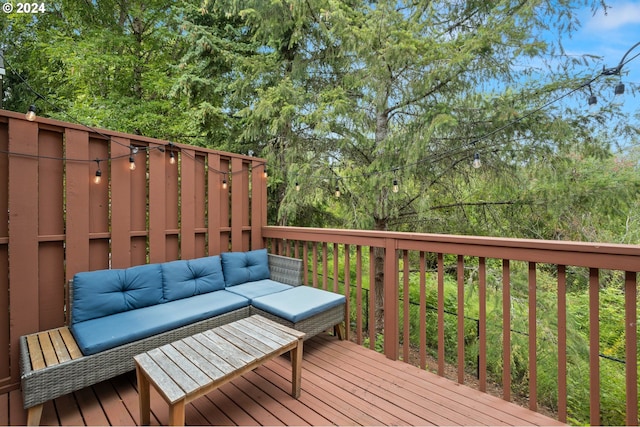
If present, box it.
[72,264,163,324]
[70,290,250,355]
[161,256,225,302]
[252,286,345,323]
[221,249,270,287]
[224,279,292,302]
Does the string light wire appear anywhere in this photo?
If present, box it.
[0,47,635,190]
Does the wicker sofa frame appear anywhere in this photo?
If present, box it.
[20,253,345,425]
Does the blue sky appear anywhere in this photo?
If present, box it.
[565,2,640,115]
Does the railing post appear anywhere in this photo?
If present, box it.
[383,238,399,360]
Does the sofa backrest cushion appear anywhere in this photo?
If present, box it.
[72,263,163,324]
[221,249,270,287]
[161,256,226,302]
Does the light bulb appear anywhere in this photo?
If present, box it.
[169,151,176,165]
[94,170,102,184]
[25,105,37,121]
[222,179,228,190]
[263,169,268,178]
[295,182,300,191]
[392,179,399,193]
[473,153,481,169]
[335,186,341,198]
[129,156,136,171]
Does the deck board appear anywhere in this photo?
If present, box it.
[2,334,564,426]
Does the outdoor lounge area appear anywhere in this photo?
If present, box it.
[0,110,638,426]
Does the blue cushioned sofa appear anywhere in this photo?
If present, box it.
[20,249,345,425]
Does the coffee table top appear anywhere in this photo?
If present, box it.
[134,315,305,404]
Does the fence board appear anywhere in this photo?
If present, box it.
[195,154,206,258]
[130,142,148,265]
[251,160,264,250]
[180,148,196,259]
[8,118,40,382]
[148,144,167,263]
[0,122,8,388]
[231,157,244,252]
[111,137,132,268]
[65,129,91,282]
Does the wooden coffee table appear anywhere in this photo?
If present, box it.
[134,314,305,426]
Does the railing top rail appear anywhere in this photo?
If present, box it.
[263,226,640,271]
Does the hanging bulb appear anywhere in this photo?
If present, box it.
[335,185,341,198]
[473,153,481,168]
[295,182,300,192]
[392,178,399,193]
[94,160,102,184]
[25,105,37,121]
[222,179,228,190]
[586,84,597,109]
[169,151,176,165]
[614,82,625,96]
[129,156,136,171]
[263,167,268,178]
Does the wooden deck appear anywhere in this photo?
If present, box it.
[2,334,564,426]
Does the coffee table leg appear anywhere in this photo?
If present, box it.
[169,399,186,426]
[136,365,151,426]
[291,337,303,398]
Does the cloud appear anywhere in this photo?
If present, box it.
[585,2,640,31]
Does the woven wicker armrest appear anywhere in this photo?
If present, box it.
[268,253,303,286]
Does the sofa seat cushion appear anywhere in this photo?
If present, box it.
[251,286,345,323]
[161,256,225,302]
[221,249,270,287]
[70,290,249,356]
[72,263,164,324]
[224,279,292,302]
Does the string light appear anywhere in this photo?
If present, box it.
[94,159,102,184]
[601,40,639,97]
[25,105,37,121]
[295,182,300,191]
[129,146,139,171]
[263,167,268,178]
[587,84,597,107]
[473,153,481,169]
[334,182,341,198]
[222,178,228,190]
[392,168,399,193]
[3,46,634,199]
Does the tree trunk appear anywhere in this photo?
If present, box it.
[372,104,390,335]
[373,217,387,335]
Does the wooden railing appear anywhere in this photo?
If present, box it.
[263,226,639,426]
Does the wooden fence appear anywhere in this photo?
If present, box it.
[0,109,267,393]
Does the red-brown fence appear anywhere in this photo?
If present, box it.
[0,109,267,393]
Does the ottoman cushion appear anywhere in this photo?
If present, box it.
[252,286,345,323]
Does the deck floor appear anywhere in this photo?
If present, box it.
[2,334,564,426]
